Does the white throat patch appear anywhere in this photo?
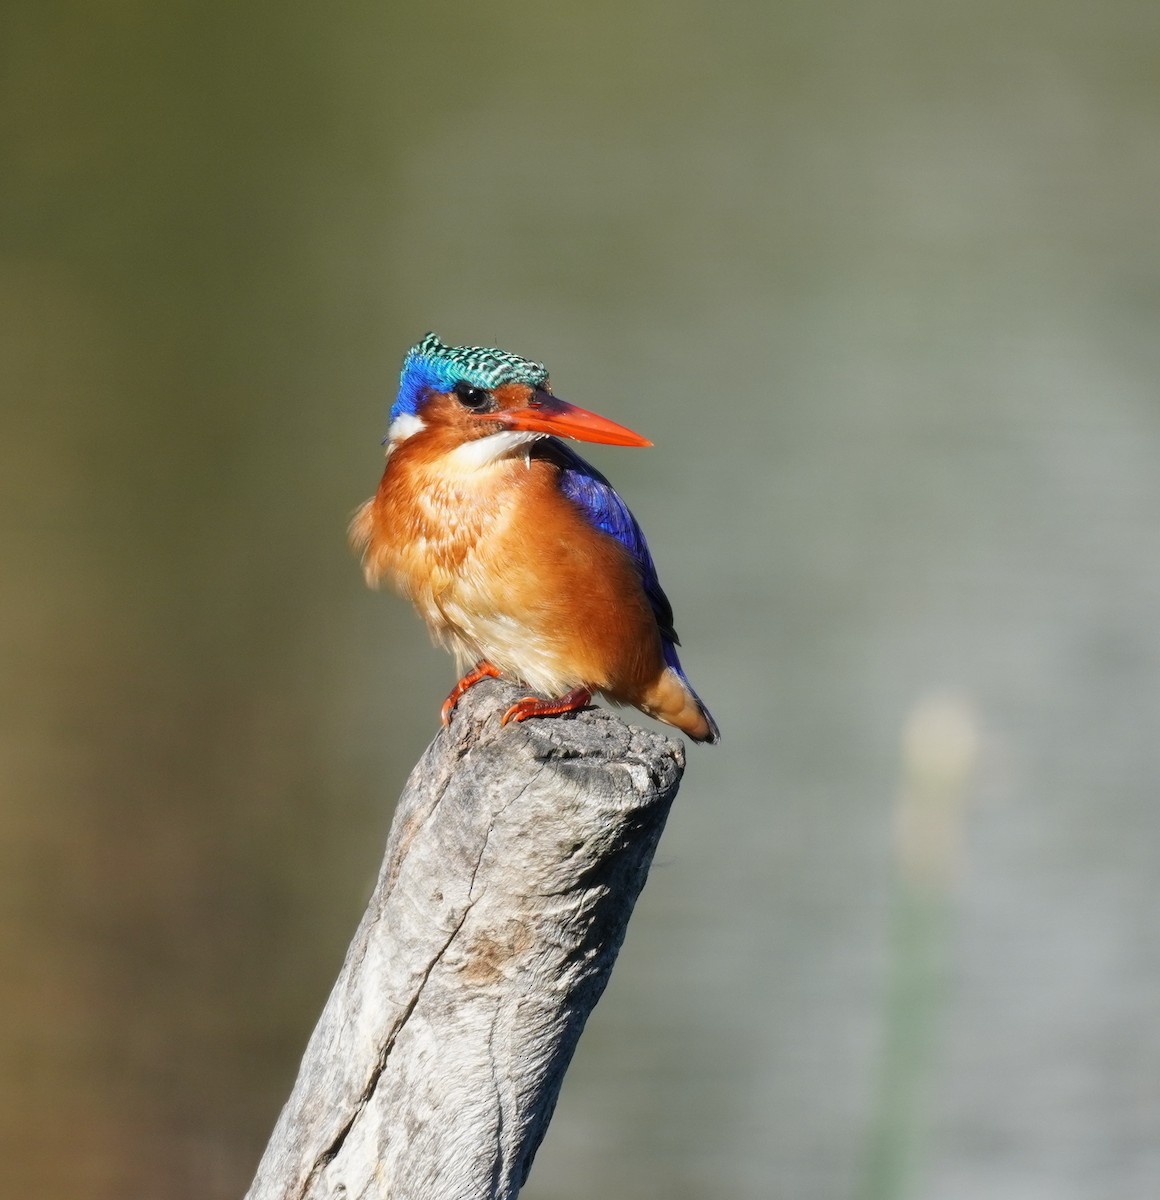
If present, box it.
[446,430,545,471]
[388,412,427,443]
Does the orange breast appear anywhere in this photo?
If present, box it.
[351,436,665,699]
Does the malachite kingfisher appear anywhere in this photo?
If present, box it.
[351,333,720,744]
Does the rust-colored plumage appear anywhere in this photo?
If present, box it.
[351,334,719,744]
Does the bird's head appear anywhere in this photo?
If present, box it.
[386,333,651,461]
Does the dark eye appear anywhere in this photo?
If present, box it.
[453,381,492,411]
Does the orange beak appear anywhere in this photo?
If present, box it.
[484,390,652,447]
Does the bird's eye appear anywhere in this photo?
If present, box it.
[453,381,492,411]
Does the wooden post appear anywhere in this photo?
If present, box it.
[245,678,685,1200]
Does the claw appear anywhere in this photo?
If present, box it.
[500,687,593,727]
[441,661,503,725]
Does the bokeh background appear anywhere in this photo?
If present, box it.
[3,2,1159,1197]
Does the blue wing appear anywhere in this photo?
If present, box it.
[549,441,720,742]
[548,441,678,647]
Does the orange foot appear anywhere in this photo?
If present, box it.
[501,687,593,727]
[441,661,503,726]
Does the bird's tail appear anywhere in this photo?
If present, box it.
[642,646,720,745]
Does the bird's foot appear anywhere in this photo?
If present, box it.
[500,688,593,727]
[441,661,503,725]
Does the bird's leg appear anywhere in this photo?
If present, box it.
[441,660,503,725]
[501,688,593,727]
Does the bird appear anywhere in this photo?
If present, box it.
[350,332,720,744]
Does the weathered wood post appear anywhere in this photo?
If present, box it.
[246,678,685,1200]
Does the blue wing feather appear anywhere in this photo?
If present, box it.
[548,441,678,647]
[547,440,720,743]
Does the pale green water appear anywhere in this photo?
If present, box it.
[3,2,1159,1197]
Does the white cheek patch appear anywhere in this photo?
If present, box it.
[446,430,545,471]
[388,412,427,442]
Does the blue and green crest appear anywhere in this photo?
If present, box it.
[392,332,549,421]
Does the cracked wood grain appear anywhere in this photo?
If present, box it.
[244,678,685,1200]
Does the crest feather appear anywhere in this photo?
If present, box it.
[391,332,550,422]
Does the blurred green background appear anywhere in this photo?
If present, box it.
[3,1,1159,1197]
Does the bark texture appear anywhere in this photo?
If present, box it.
[245,678,685,1200]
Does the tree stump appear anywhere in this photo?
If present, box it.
[245,678,685,1200]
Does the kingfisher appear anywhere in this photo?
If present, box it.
[350,333,720,744]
